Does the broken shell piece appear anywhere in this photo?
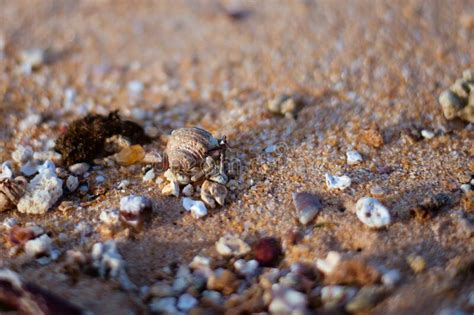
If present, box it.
[201,180,227,208]
[215,234,250,257]
[0,178,26,212]
[17,161,63,215]
[346,150,363,165]
[316,251,342,275]
[292,192,322,225]
[325,173,351,190]
[162,181,180,197]
[182,197,208,218]
[355,197,391,228]
[119,195,152,229]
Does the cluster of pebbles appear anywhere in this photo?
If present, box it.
[0,48,473,313]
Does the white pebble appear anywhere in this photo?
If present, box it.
[355,197,391,228]
[381,269,401,288]
[421,129,435,139]
[325,173,351,190]
[321,285,357,306]
[120,195,151,214]
[150,297,179,314]
[269,284,308,315]
[460,184,471,193]
[177,293,198,311]
[66,175,79,192]
[162,181,179,197]
[234,259,259,277]
[215,234,250,257]
[2,218,17,229]
[20,161,40,176]
[128,80,144,99]
[24,234,52,258]
[143,169,156,182]
[12,145,33,164]
[316,251,341,274]
[117,179,130,190]
[69,162,90,176]
[95,175,105,183]
[182,184,194,197]
[182,197,207,218]
[346,150,363,165]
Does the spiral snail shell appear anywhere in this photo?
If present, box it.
[164,127,224,173]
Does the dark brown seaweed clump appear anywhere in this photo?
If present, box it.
[54,111,150,166]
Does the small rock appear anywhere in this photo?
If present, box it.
[149,282,174,298]
[406,254,426,273]
[150,297,179,314]
[254,237,282,267]
[215,234,250,257]
[323,259,380,286]
[0,162,14,179]
[201,180,227,208]
[177,293,198,311]
[421,129,435,139]
[207,269,239,295]
[68,162,90,175]
[119,195,152,229]
[234,259,259,277]
[381,269,401,288]
[66,175,79,192]
[292,192,322,225]
[355,197,391,228]
[182,197,208,218]
[182,184,194,197]
[24,234,52,258]
[346,150,363,165]
[127,80,144,99]
[19,48,45,73]
[269,284,308,315]
[321,285,358,307]
[359,124,384,148]
[113,145,145,166]
[325,173,351,190]
[345,286,386,312]
[95,175,105,183]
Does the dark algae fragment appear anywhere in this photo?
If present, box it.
[54,111,149,166]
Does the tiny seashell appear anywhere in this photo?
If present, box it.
[201,180,228,208]
[182,197,208,218]
[292,192,322,225]
[325,173,351,190]
[355,197,391,228]
[162,181,180,197]
[166,127,220,172]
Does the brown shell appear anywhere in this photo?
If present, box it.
[165,127,219,172]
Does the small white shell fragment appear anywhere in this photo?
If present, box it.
[99,208,120,226]
[381,269,401,288]
[321,285,357,307]
[215,234,250,257]
[182,184,194,197]
[182,197,207,218]
[234,259,259,277]
[292,192,322,225]
[177,293,198,311]
[346,150,363,165]
[162,181,179,197]
[17,161,63,214]
[24,234,52,258]
[0,162,13,179]
[316,251,341,275]
[421,129,435,139]
[143,169,156,182]
[66,175,79,192]
[355,197,391,228]
[325,173,351,190]
[69,162,90,176]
